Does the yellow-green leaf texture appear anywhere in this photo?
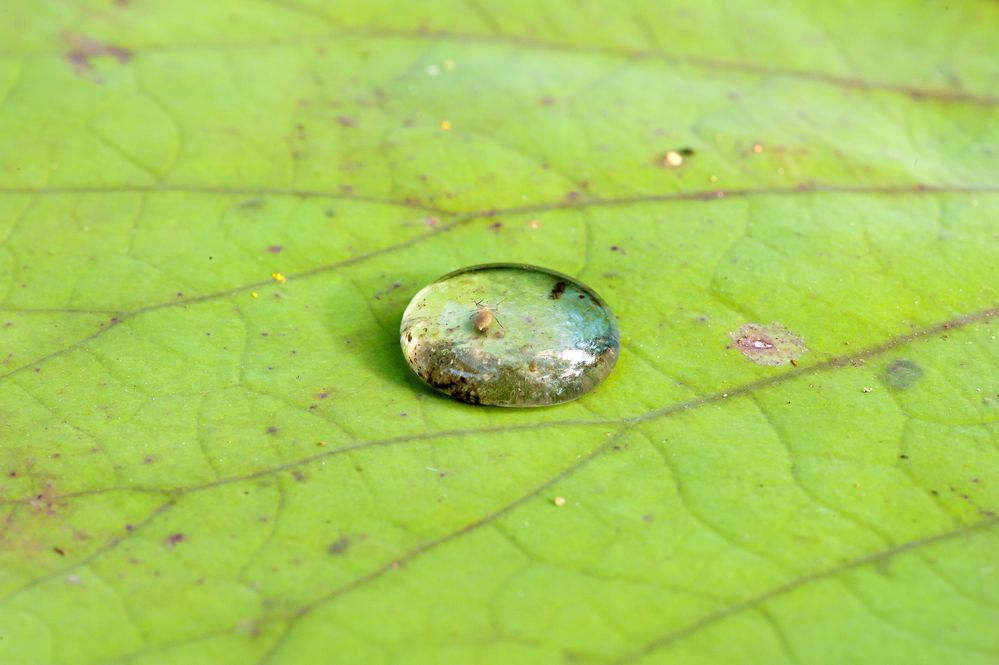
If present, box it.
[1,1,998,663]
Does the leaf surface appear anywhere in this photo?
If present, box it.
[1,1,998,663]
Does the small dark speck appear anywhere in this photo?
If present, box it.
[164,533,185,548]
[176,292,184,298]
[291,469,306,482]
[266,426,279,435]
[899,454,909,459]
[267,245,283,254]
[53,546,66,556]
[7,471,16,478]
[328,536,351,555]
[641,514,654,523]
[317,392,329,399]
[489,222,502,233]
[678,147,695,156]
[548,280,567,300]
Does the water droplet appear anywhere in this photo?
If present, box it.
[400,264,620,406]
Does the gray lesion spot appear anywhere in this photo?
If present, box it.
[883,359,923,390]
[728,322,807,366]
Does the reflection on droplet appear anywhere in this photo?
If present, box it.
[399,264,620,406]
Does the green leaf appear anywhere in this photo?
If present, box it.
[1,1,997,663]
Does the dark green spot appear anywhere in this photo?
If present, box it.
[884,359,923,390]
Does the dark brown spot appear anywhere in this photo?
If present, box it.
[267,245,283,254]
[266,426,279,435]
[548,281,567,300]
[53,546,66,556]
[164,533,185,549]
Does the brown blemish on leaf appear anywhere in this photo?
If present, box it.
[728,322,807,366]
[328,536,351,555]
[65,34,132,75]
[548,280,567,300]
[267,245,283,254]
[164,533,185,549]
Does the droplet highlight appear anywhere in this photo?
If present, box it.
[400,264,620,406]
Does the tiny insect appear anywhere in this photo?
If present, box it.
[472,299,504,334]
